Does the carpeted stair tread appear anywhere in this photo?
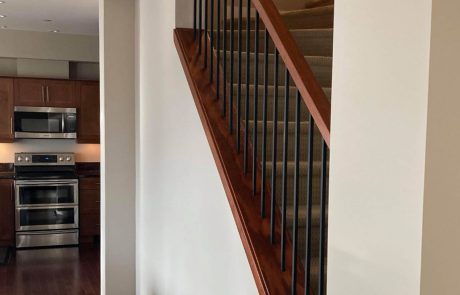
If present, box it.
[266,160,328,177]
[285,205,324,228]
[219,28,333,57]
[228,5,334,30]
[278,5,334,29]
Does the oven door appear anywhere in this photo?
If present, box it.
[15,179,78,207]
[14,106,77,139]
[16,206,79,231]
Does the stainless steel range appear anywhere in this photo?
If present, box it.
[14,153,79,248]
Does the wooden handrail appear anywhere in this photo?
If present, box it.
[250,0,331,146]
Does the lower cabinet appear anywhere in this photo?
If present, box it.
[79,177,100,243]
[0,179,15,246]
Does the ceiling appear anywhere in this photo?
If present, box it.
[0,0,98,35]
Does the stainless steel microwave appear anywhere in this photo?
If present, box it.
[14,106,77,139]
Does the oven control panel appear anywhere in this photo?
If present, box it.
[15,153,75,166]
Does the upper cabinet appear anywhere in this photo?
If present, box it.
[47,80,77,108]
[0,78,14,143]
[77,81,100,144]
[14,78,76,108]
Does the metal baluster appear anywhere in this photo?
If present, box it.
[216,0,221,99]
[198,0,203,54]
[194,0,197,40]
[210,0,214,81]
[204,0,208,67]
[270,49,279,244]
[222,0,227,116]
[318,140,328,295]
[229,0,235,133]
[243,0,251,174]
[304,113,315,295]
[260,28,269,218]
[291,90,301,295]
[280,68,290,272]
[252,12,260,194]
[236,0,243,152]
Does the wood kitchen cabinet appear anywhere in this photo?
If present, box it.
[14,78,76,107]
[0,78,14,143]
[79,177,100,243]
[46,79,77,107]
[0,179,15,246]
[77,81,100,143]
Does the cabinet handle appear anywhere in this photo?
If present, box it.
[46,86,50,103]
[10,116,13,136]
[41,86,46,103]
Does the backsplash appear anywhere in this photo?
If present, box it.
[0,140,100,163]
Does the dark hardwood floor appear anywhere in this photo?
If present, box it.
[0,246,100,295]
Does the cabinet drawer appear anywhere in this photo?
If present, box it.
[79,212,100,236]
[79,177,100,190]
[80,189,100,213]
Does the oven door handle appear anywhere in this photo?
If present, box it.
[54,210,64,216]
[15,182,78,187]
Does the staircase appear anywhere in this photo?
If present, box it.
[226,4,333,293]
[174,0,333,294]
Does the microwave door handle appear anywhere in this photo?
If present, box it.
[41,86,46,103]
[62,113,65,133]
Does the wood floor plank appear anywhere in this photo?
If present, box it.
[0,246,100,295]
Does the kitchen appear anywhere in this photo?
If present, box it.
[0,1,101,294]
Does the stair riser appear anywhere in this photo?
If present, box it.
[216,30,333,57]
[224,53,332,87]
[251,130,323,161]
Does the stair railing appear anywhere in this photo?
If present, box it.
[192,0,331,294]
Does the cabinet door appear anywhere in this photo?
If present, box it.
[79,178,100,237]
[0,179,14,246]
[0,78,14,143]
[46,80,76,108]
[14,78,47,107]
[77,81,100,143]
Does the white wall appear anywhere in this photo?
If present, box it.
[100,0,136,294]
[420,1,460,293]
[0,30,99,62]
[328,0,432,294]
[136,0,257,294]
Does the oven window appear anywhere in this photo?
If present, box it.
[19,208,76,227]
[15,112,63,133]
[19,185,76,205]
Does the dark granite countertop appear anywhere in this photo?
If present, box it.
[76,162,100,178]
[0,163,14,179]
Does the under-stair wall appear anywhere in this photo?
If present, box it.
[137,1,258,294]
